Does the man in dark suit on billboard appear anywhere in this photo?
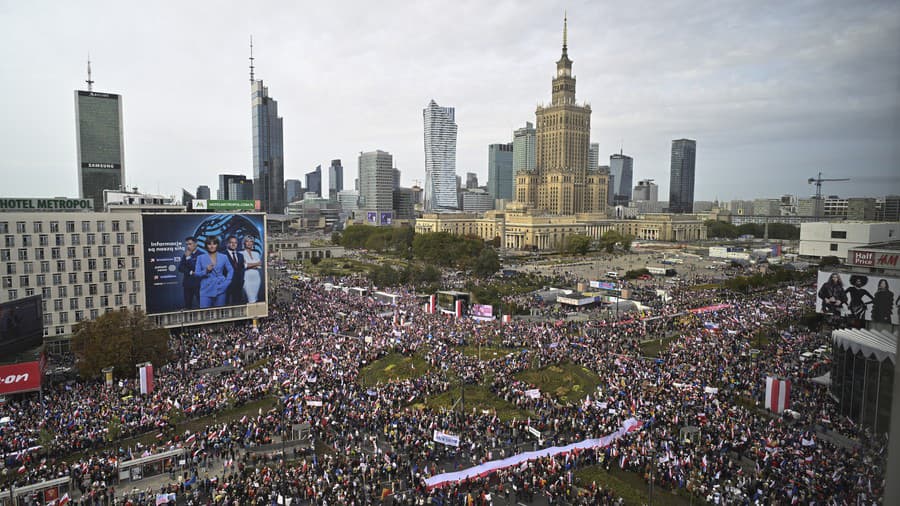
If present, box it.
[224,235,245,305]
[177,236,204,309]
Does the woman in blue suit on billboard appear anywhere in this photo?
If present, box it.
[193,236,233,308]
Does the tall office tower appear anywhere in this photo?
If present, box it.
[182,188,195,205]
[250,41,285,213]
[632,179,659,202]
[337,190,360,213]
[668,139,696,213]
[881,195,900,221]
[515,16,607,214]
[328,159,343,199]
[305,165,322,197]
[588,143,600,171]
[229,179,254,201]
[285,179,304,203]
[393,168,402,190]
[196,185,211,200]
[423,100,458,211]
[358,150,394,224]
[393,188,417,219]
[609,151,634,204]
[487,143,514,200]
[600,165,613,205]
[75,60,125,211]
[218,174,247,200]
[465,172,478,189]
[513,122,536,174]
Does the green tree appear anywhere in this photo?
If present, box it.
[473,248,501,277]
[599,230,624,253]
[71,309,171,380]
[564,234,592,255]
[704,220,738,239]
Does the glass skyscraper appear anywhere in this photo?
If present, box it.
[668,139,696,213]
[305,165,322,197]
[75,90,125,211]
[328,159,343,200]
[251,80,285,213]
[423,100,458,211]
[487,143,514,200]
[610,152,634,203]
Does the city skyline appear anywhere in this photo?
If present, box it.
[1,0,898,203]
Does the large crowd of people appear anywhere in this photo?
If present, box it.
[0,260,889,505]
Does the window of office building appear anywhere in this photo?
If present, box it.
[43,313,52,325]
[16,222,26,233]
[4,236,14,248]
[55,234,64,246]
[69,298,78,310]
[65,221,75,233]
[52,273,61,285]
[59,312,68,324]
[71,234,80,246]
[100,295,109,307]
[112,245,121,257]
[56,260,66,271]
[72,259,81,271]
[7,289,17,300]
[96,221,105,232]
[58,286,67,297]
[114,294,123,306]
[74,285,83,297]
[82,246,91,257]
[5,263,15,275]
[90,309,98,320]
[127,245,135,256]
[112,221,120,232]
[0,223,7,234]
[39,234,49,246]
[23,262,33,274]
[103,258,111,270]
[0,249,9,262]
[53,299,63,311]
[22,236,32,247]
[18,276,29,287]
[33,222,42,233]
[35,248,44,260]
[99,271,108,282]
[51,248,60,259]
[98,246,106,257]
[55,326,64,335]
[101,233,110,245]
[75,310,84,322]
[126,220,135,232]
[17,249,27,261]
[68,272,77,284]
[2,276,11,289]
[67,247,76,259]
[81,221,90,232]
[84,272,93,283]
[116,233,124,245]
[35,274,45,286]
[49,221,59,233]
[40,261,50,273]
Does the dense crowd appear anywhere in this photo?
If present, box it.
[0,263,888,505]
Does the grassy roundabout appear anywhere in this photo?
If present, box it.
[357,352,432,387]
[413,384,531,422]
[575,465,693,506]
[514,362,601,403]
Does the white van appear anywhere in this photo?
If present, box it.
[606,271,619,279]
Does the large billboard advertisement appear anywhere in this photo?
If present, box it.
[143,214,266,315]
[816,271,900,324]
[0,295,43,356]
[0,357,45,395]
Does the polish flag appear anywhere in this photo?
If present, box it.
[429,295,437,314]
[764,376,790,413]
[455,300,463,319]
[138,363,154,395]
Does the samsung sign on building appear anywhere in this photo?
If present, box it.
[0,198,95,211]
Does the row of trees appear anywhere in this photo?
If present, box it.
[563,231,634,255]
[722,266,812,293]
[334,225,414,256]
[705,220,800,240]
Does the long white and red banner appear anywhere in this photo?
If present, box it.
[138,363,154,395]
[765,376,790,413]
[0,359,44,395]
[424,418,642,490]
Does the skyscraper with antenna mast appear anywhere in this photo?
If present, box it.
[249,36,285,214]
[75,58,125,211]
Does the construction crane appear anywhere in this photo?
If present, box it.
[808,172,850,221]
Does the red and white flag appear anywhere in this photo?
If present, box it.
[429,295,437,314]
[138,363,154,395]
[455,300,463,319]
[765,376,790,413]
[502,314,512,324]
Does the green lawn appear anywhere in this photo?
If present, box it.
[515,362,601,403]
[575,465,693,506]
[639,335,678,358]
[357,353,431,387]
[414,384,531,422]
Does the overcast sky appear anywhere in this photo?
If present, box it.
[1,0,898,202]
